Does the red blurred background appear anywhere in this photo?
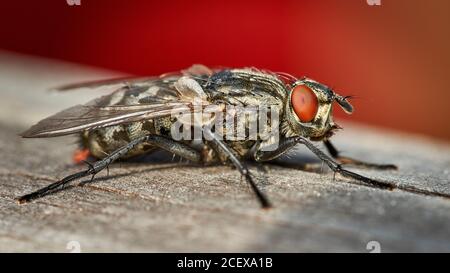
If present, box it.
[1,0,449,140]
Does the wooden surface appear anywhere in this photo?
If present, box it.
[0,51,449,252]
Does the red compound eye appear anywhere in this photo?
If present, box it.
[291,85,318,122]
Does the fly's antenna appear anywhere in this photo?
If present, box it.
[335,94,354,114]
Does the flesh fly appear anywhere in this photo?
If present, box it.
[17,64,398,208]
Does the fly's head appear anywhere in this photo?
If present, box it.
[284,77,354,140]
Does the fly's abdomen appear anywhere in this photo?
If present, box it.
[83,120,157,159]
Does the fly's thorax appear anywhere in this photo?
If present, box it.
[196,68,288,144]
[205,69,288,107]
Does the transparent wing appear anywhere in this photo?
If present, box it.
[54,76,159,91]
[54,64,214,92]
[21,81,196,138]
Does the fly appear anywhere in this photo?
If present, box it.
[17,64,398,208]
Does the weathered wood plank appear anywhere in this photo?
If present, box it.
[0,51,449,252]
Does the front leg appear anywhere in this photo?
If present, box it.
[254,137,396,190]
[254,137,298,162]
[324,140,397,170]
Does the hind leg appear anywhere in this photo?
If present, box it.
[17,135,201,203]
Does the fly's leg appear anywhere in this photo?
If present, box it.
[298,137,395,189]
[324,140,397,170]
[17,135,150,204]
[203,129,271,208]
[253,138,322,172]
[255,137,395,190]
[254,139,298,162]
[16,135,201,204]
[147,135,201,163]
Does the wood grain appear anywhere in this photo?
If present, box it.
[1,51,449,252]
